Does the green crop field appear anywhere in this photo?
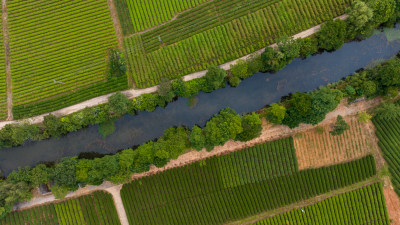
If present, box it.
[373,114,400,196]
[254,183,390,225]
[0,22,7,120]
[0,191,120,225]
[7,0,128,119]
[123,0,354,88]
[114,0,210,35]
[121,137,376,225]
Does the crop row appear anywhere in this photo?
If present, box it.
[0,191,121,225]
[115,0,209,34]
[255,183,390,225]
[141,0,280,52]
[121,138,376,225]
[373,115,400,196]
[13,75,127,119]
[0,21,7,120]
[7,0,120,107]
[218,138,298,188]
[126,0,354,88]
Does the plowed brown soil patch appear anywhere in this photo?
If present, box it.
[384,183,400,225]
[294,117,376,170]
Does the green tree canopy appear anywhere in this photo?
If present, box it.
[261,47,287,72]
[30,164,54,187]
[189,125,206,151]
[375,103,400,120]
[266,103,286,124]
[108,92,132,118]
[235,113,262,142]
[317,19,347,51]
[204,66,227,92]
[368,0,396,26]
[346,0,374,39]
[0,180,32,218]
[277,36,302,62]
[330,115,350,135]
[54,157,78,190]
[204,108,243,150]
[158,78,175,102]
[373,58,400,87]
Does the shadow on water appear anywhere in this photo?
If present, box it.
[1,26,400,175]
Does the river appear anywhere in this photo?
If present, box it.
[1,27,400,175]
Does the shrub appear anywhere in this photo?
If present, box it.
[230,59,248,79]
[266,103,286,124]
[317,19,347,51]
[358,111,372,123]
[330,115,350,135]
[235,113,262,142]
[299,37,319,58]
[190,125,206,151]
[204,66,227,92]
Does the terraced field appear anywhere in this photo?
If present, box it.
[121,137,376,225]
[294,117,375,170]
[123,0,354,88]
[7,0,127,118]
[254,183,390,225]
[0,191,120,225]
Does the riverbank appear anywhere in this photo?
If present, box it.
[0,15,348,130]
[12,96,382,212]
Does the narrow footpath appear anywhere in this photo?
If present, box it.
[0,15,348,129]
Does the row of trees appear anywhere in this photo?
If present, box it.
[264,0,400,129]
[261,0,398,73]
[0,106,262,218]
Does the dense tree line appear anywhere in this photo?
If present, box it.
[0,107,262,218]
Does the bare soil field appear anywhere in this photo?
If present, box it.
[383,180,400,225]
[294,116,377,170]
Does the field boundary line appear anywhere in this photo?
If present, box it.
[126,0,212,36]
[107,0,124,48]
[106,185,129,225]
[1,0,11,120]
[0,15,347,129]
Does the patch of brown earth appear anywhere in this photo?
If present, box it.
[383,181,400,225]
[107,0,124,48]
[132,98,383,180]
[294,116,376,170]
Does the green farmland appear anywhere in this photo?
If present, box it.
[121,137,377,225]
[373,113,400,196]
[0,21,6,120]
[0,191,120,225]
[115,0,210,34]
[254,183,390,225]
[7,0,127,119]
[122,0,354,88]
